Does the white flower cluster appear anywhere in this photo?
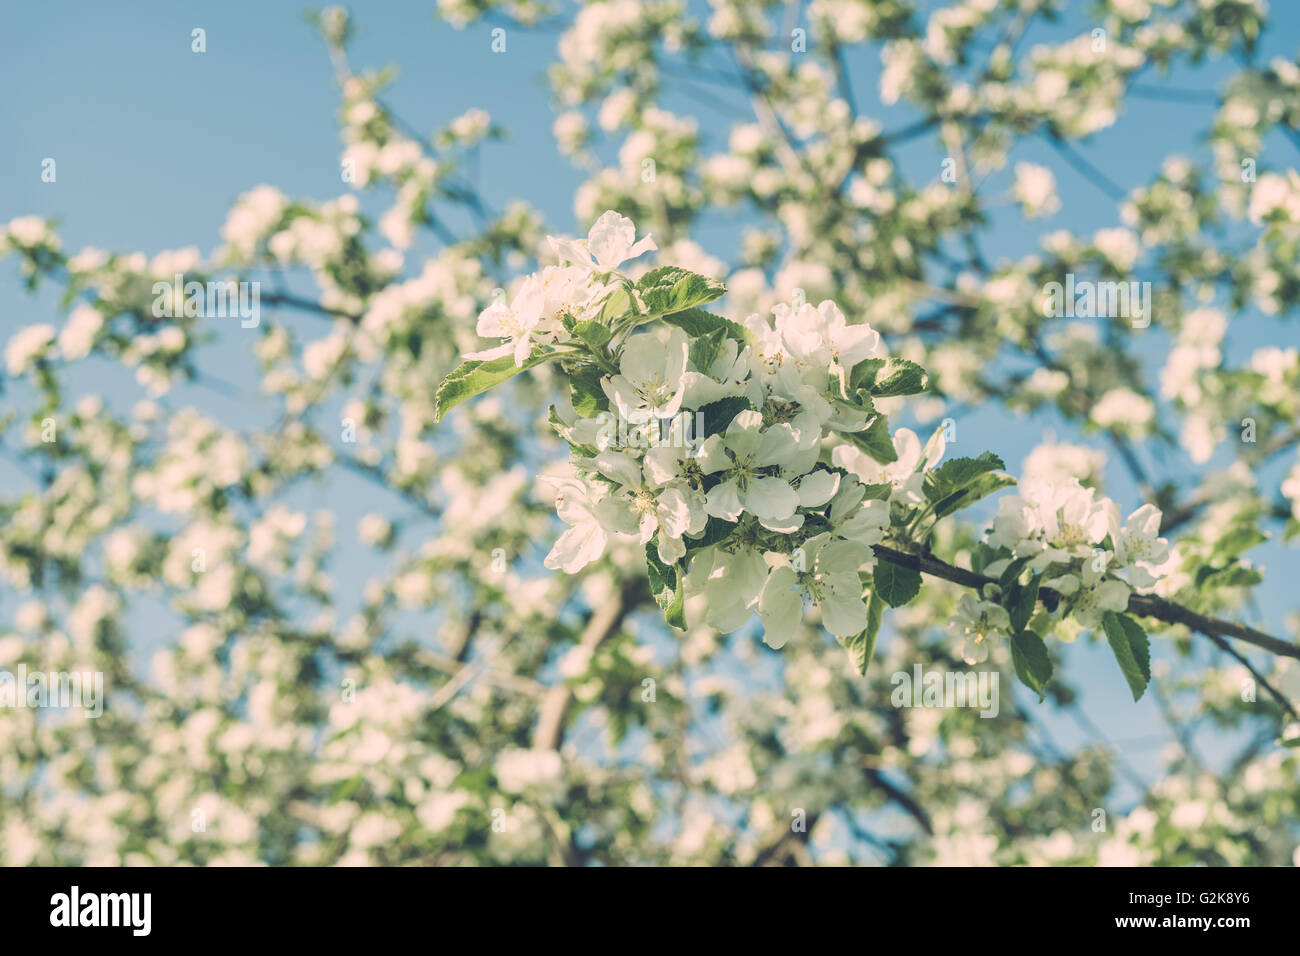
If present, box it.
[470,210,657,366]
[2,215,59,253]
[1248,170,1300,227]
[468,212,914,650]
[955,477,1170,661]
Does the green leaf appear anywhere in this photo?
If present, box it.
[873,560,922,608]
[684,516,736,552]
[970,542,998,575]
[859,482,893,501]
[998,555,1030,589]
[547,405,599,458]
[1197,563,1263,590]
[688,327,726,374]
[697,396,752,439]
[850,357,929,397]
[636,267,726,315]
[662,307,748,344]
[1008,573,1040,633]
[848,412,897,464]
[571,319,612,352]
[1010,629,1053,701]
[921,452,1014,520]
[1215,525,1267,559]
[923,452,1006,503]
[434,349,560,421]
[1101,611,1151,702]
[568,364,608,417]
[646,542,686,630]
[665,571,685,629]
[931,472,1017,519]
[598,286,633,323]
[646,542,674,602]
[838,590,885,675]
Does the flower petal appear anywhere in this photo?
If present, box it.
[742,477,799,520]
[758,566,802,649]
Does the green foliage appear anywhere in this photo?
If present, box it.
[685,516,737,552]
[1195,562,1264,590]
[1102,611,1151,702]
[998,556,1032,589]
[1007,573,1041,634]
[646,542,686,630]
[598,285,633,323]
[874,560,922,607]
[568,364,608,416]
[838,590,886,675]
[936,472,1017,519]
[697,396,752,439]
[848,410,897,464]
[636,266,726,316]
[571,319,613,353]
[850,357,929,397]
[687,326,727,373]
[434,349,562,421]
[1010,629,1054,701]
[662,307,748,344]
[922,453,1015,519]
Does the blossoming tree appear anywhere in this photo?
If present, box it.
[1,0,1298,865]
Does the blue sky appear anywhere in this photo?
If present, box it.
[4,0,1299,804]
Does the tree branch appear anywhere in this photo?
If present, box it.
[531,578,646,750]
[871,544,1300,661]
